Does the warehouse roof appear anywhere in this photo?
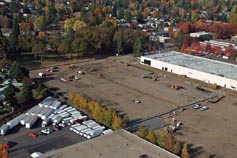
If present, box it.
[143,51,237,80]
[40,129,180,158]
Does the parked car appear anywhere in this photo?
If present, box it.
[41,128,53,135]
[77,71,85,75]
[28,132,38,137]
[60,78,67,82]
[74,76,80,80]
[194,103,201,109]
[4,141,17,149]
[44,72,53,76]
[200,106,209,111]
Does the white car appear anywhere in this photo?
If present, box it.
[194,103,201,109]
[74,76,80,80]
[77,71,85,75]
[200,106,209,111]
[60,78,67,82]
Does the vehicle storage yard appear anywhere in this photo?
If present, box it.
[28,55,237,158]
[0,97,112,158]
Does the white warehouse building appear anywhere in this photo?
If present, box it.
[140,51,237,90]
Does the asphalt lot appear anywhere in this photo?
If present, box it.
[0,121,86,158]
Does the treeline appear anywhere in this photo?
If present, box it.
[69,93,127,130]
[137,125,189,158]
[138,125,213,158]
[2,62,48,108]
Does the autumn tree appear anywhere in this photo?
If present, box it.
[137,125,148,139]
[173,141,182,155]
[165,133,175,152]
[181,143,190,158]
[174,30,184,49]
[229,6,237,24]
[156,131,167,148]
[147,130,157,144]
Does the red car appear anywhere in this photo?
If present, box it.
[3,141,17,149]
[44,72,53,76]
[28,132,38,137]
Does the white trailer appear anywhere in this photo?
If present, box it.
[92,125,104,130]
[83,129,94,137]
[0,124,9,135]
[41,118,51,127]
[102,129,113,135]
[74,125,87,134]
[59,104,67,110]
[69,118,79,124]
[41,108,54,120]
[53,116,63,124]
[62,117,72,124]
[50,100,61,109]
[7,114,27,129]
[69,110,81,115]
[79,128,91,135]
[87,122,99,128]
[20,115,32,125]
[70,124,81,131]
[25,115,38,128]
[82,120,94,125]
[87,127,105,139]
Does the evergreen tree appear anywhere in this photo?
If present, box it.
[3,82,16,105]
[113,29,124,55]
[8,17,20,56]
[0,29,9,61]
[18,82,33,105]
[181,143,190,158]
[133,38,144,57]
[9,61,25,80]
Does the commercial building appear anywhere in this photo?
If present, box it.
[40,129,180,158]
[140,51,237,90]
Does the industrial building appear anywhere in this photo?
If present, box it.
[40,129,180,158]
[140,51,237,90]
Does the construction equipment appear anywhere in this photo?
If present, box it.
[171,84,182,90]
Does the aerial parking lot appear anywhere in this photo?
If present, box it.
[0,124,86,158]
[30,55,237,157]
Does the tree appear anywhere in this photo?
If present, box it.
[113,29,124,55]
[165,133,175,152]
[32,38,46,61]
[137,125,148,139]
[147,130,157,144]
[3,82,16,105]
[156,131,167,148]
[174,30,184,49]
[18,82,33,105]
[0,29,9,62]
[136,11,143,23]
[173,141,182,155]
[229,6,237,24]
[9,61,25,80]
[112,115,122,130]
[133,37,144,57]
[72,38,89,57]
[8,17,20,56]
[181,143,190,158]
